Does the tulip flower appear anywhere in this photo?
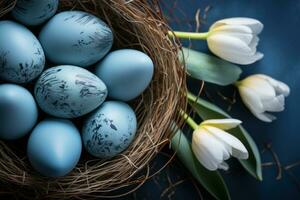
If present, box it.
[168,17,264,65]
[235,74,290,122]
[192,119,248,171]
[207,18,264,65]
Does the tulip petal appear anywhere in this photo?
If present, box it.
[210,18,263,34]
[201,119,242,130]
[210,25,254,44]
[205,126,249,159]
[214,32,254,46]
[240,76,276,100]
[255,74,290,97]
[222,145,231,160]
[211,50,263,65]
[218,162,229,171]
[235,52,263,65]
[208,34,253,55]
[207,34,263,65]
[192,128,225,171]
[249,36,259,52]
[256,112,277,122]
[239,88,275,122]
[261,94,285,112]
[238,85,265,116]
[211,24,253,34]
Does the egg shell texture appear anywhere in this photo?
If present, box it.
[95,49,154,101]
[0,21,45,83]
[34,65,107,118]
[82,101,137,158]
[0,84,38,140]
[27,119,82,177]
[39,11,113,67]
[12,0,59,26]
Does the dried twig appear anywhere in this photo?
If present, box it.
[264,142,282,180]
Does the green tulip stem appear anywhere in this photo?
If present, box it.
[234,81,241,87]
[180,109,199,130]
[187,92,197,102]
[168,31,209,40]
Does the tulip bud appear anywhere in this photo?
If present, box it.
[236,74,290,122]
[192,119,248,171]
[207,17,264,65]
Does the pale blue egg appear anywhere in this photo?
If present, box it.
[39,11,113,67]
[82,101,137,158]
[27,119,82,177]
[95,49,154,101]
[0,84,38,140]
[0,21,45,83]
[34,65,107,118]
[12,0,59,26]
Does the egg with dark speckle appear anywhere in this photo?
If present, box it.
[34,65,107,118]
[0,21,45,83]
[95,49,154,101]
[12,0,59,26]
[82,101,137,158]
[39,11,113,67]
[27,119,82,177]
[0,84,38,140]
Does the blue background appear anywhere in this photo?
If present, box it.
[129,0,300,199]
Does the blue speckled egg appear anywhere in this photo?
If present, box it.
[0,84,38,140]
[34,65,107,118]
[82,101,137,158]
[12,0,59,26]
[0,21,45,83]
[27,119,82,177]
[95,49,154,101]
[39,11,113,67]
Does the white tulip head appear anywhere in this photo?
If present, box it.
[236,74,290,122]
[207,17,264,65]
[192,119,248,171]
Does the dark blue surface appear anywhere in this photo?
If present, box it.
[164,0,300,199]
[129,0,300,200]
[130,1,300,200]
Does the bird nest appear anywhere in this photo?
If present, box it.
[0,0,186,199]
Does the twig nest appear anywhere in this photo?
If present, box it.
[0,0,186,199]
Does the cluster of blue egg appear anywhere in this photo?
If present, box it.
[0,0,154,177]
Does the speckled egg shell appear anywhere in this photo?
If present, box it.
[27,118,82,177]
[95,49,154,101]
[39,11,113,67]
[0,21,45,83]
[12,0,59,26]
[0,84,38,140]
[82,101,137,158]
[34,65,107,118]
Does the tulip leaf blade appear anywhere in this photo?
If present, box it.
[171,127,231,200]
[187,92,263,181]
[179,47,242,86]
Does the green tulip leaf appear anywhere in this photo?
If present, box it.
[171,127,231,200]
[187,92,263,181]
[179,47,242,86]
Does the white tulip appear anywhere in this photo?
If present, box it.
[192,119,248,171]
[236,74,290,122]
[207,17,264,65]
